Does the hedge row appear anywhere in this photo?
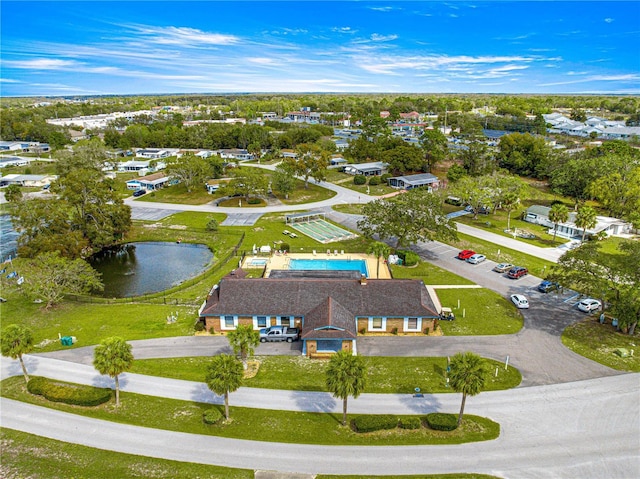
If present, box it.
[27,376,112,407]
[396,250,421,267]
[353,413,460,433]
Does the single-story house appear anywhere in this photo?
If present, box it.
[136,148,173,160]
[126,172,171,191]
[216,149,253,161]
[523,205,632,240]
[198,271,440,358]
[330,155,348,166]
[0,141,29,152]
[343,162,388,176]
[0,156,31,168]
[0,174,57,187]
[388,173,440,191]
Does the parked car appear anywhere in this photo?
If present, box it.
[466,254,486,264]
[510,294,530,309]
[445,196,463,206]
[538,280,560,293]
[493,263,514,273]
[457,250,476,260]
[259,325,300,342]
[577,298,602,313]
[133,189,146,197]
[507,266,528,279]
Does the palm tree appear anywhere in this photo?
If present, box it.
[226,324,260,369]
[575,205,597,242]
[93,337,134,407]
[325,350,367,426]
[367,241,390,278]
[448,352,488,427]
[205,354,244,420]
[501,191,520,231]
[548,203,569,243]
[1,324,34,383]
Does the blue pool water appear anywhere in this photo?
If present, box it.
[289,259,368,276]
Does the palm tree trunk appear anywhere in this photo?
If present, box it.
[115,375,120,406]
[581,228,587,242]
[507,211,512,230]
[553,225,558,243]
[457,393,467,426]
[376,255,380,278]
[343,397,348,426]
[224,391,230,420]
[19,355,29,383]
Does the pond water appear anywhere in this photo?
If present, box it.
[90,242,213,298]
[0,214,19,262]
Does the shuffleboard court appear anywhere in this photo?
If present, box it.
[290,219,357,243]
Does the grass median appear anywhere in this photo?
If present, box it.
[1,376,500,446]
[130,356,522,393]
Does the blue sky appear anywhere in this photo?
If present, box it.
[1,1,639,96]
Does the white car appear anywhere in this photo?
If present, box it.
[577,298,602,313]
[510,294,529,309]
[466,254,486,264]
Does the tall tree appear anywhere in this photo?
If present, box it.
[358,189,457,248]
[419,129,448,173]
[166,153,212,193]
[205,354,244,420]
[272,162,297,199]
[548,203,569,243]
[448,352,487,427]
[4,184,23,203]
[575,205,597,242]
[367,241,390,279]
[93,337,134,407]
[501,191,520,231]
[223,167,269,201]
[226,324,260,369]
[325,350,367,426]
[20,252,103,309]
[1,324,34,383]
[290,144,330,188]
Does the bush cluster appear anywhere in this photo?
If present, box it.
[381,173,393,182]
[280,242,290,252]
[399,416,422,430]
[247,198,261,205]
[368,176,381,186]
[194,321,206,332]
[353,175,367,185]
[425,413,458,431]
[202,408,223,425]
[27,376,112,407]
[353,414,398,433]
[397,250,420,267]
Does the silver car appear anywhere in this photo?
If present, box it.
[466,254,486,264]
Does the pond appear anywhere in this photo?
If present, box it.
[90,242,213,298]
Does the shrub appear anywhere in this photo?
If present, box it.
[359,327,366,335]
[381,173,392,183]
[206,218,218,232]
[353,414,398,433]
[353,175,367,185]
[194,321,206,332]
[203,408,223,425]
[368,176,381,186]
[27,376,112,407]
[247,198,261,205]
[425,413,458,431]
[391,327,398,335]
[402,251,420,267]
[280,242,290,252]
[399,416,422,430]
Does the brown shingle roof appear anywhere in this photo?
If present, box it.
[301,297,357,339]
[200,277,438,320]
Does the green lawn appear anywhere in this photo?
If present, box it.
[434,289,524,336]
[332,203,365,215]
[562,318,640,372]
[324,169,396,196]
[134,183,216,205]
[1,376,500,446]
[275,180,337,204]
[131,356,522,393]
[158,211,228,229]
[1,428,252,479]
[390,262,476,285]
[319,475,500,479]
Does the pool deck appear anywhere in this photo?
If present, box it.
[242,252,391,279]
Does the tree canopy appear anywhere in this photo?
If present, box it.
[226,324,260,368]
[325,350,367,426]
[205,354,244,420]
[448,352,488,426]
[357,189,457,248]
[0,324,34,383]
[93,337,134,407]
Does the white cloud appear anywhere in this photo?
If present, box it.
[332,27,357,34]
[369,6,395,12]
[604,18,614,23]
[538,73,640,87]
[0,78,20,83]
[6,58,80,70]
[246,57,278,65]
[126,25,239,46]
[370,34,398,42]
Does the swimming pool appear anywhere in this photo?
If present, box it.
[248,258,268,267]
[288,259,368,276]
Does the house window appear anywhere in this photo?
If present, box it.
[221,315,237,331]
[255,316,268,328]
[405,317,420,332]
[279,316,292,327]
[369,317,385,331]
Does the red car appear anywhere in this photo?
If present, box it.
[507,266,529,279]
[457,250,476,260]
